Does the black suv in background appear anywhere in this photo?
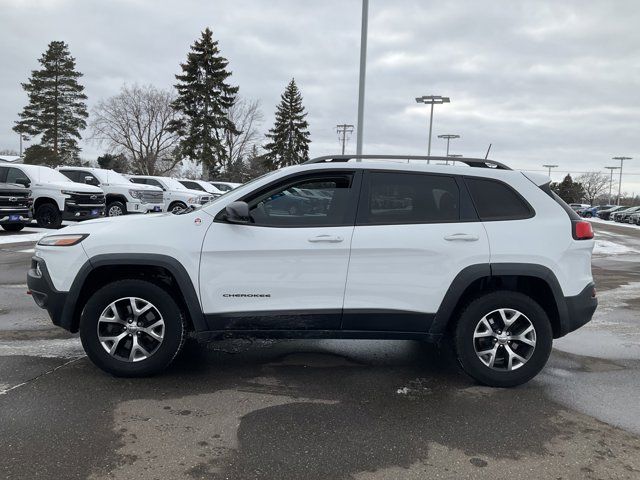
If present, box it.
[0,183,32,232]
[597,206,625,220]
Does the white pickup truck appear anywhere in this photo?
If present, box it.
[0,163,104,228]
[58,167,164,217]
[128,175,214,213]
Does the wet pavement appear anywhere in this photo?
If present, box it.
[1,222,639,479]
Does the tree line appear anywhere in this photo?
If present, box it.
[12,28,311,181]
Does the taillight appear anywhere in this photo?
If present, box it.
[572,220,594,240]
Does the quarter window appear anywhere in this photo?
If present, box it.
[247,174,356,227]
[465,177,533,221]
[359,172,460,225]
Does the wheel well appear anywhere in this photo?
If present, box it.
[34,197,58,211]
[106,194,127,205]
[71,265,195,333]
[446,275,561,337]
[169,200,187,209]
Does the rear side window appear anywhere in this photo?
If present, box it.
[465,177,533,221]
[359,172,460,225]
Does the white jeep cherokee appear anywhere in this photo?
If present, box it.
[27,155,597,387]
[128,175,214,213]
[58,167,164,217]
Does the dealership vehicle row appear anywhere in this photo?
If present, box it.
[0,162,240,230]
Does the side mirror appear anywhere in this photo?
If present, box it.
[225,201,251,224]
[16,178,30,188]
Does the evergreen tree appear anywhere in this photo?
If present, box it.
[264,78,311,168]
[170,28,239,180]
[551,174,585,204]
[97,153,130,173]
[13,41,88,165]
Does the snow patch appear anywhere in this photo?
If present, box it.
[592,239,636,255]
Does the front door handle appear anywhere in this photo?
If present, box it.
[308,234,344,243]
[444,233,479,242]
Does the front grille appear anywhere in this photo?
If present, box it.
[199,196,214,205]
[139,191,164,203]
[67,192,105,206]
[0,190,31,209]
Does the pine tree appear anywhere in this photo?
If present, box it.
[264,78,311,168]
[13,41,88,165]
[170,28,239,179]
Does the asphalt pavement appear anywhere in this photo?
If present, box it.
[1,222,639,479]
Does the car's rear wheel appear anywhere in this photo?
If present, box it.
[35,203,62,229]
[80,279,186,377]
[1,223,25,232]
[454,291,552,387]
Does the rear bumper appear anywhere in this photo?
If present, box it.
[559,282,597,337]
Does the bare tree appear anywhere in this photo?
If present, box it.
[577,172,609,205]
[222,97,263,173]
[90,84,181,175]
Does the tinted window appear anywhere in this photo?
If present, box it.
[180,180,204,191]
[359,172,459,225]
[130,178,147,185]
[466,177,533,221]
[60,170,79,182]
[145,179,164,189]
[247,174,355,227]
[212,183,232,192]
[6,168,30,185]
[0,167,7,182]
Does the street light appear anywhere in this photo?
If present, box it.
[604,166,620,205]
[612,156,632,205]
[415,95,450,162]
[355,0,369,157]
[542,164,558,178]
[437,134,460,164]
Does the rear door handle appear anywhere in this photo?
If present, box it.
[308,234,344,243]
[444,233,479,242]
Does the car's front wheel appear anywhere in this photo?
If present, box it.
[454,291,552,387]
[80,279,186,377]
[35,203,62,229]
[169,202,187,214]
[107,201,126,217]
[1,223,25,232]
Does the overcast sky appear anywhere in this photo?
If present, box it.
[1,0,639,192]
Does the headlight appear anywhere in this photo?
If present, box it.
[37,234,88,246]
[187,197,198,204]
[61,190,75,196]
[129,189,144,199]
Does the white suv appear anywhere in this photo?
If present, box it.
[58,167,164,217]
[128,175,214,213]
[0,163,105,229]
[27,155,597,387]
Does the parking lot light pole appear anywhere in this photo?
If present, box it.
[612,157,632,205]
[438,134,460,165]
[605,166,620,205]
[542,164,558,178]
[415,96,450,163]
[355,0,369,159]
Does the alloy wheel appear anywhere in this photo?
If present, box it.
[473,308,536,371]
[108,205,123,216]
[97,297,165,362]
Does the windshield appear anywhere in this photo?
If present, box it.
[203,170,280,207]
[99,169,131,185]
[162,177,190,191]
[19,164,74,183]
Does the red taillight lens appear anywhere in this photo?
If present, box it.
[573,220,594,240]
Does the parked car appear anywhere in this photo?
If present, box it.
[0,163,104,228]
[0,182,32,232]
[629,212,640,225]
[59,167,164,217]
[569,203,590,211]
[579,204,616,218]
[176,179,224,197]
[128,175,214,213]
[597,205,625,220]
[28,154,597,388]
[209,181,241,193]
[613,206,640,223]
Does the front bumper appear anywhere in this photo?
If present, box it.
[27,257,71,330]
[0,209,31,223]
[126,201,164,214]
[62,202,105,221]
[559,282,597,337]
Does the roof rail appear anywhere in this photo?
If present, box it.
[304,155,511,170]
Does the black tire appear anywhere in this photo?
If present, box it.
[1,223,25,232]
[107,201,126,217]
[80,279,186,377]
[169,202,187,214]
[454,291,553,388]
[35,203,63,229]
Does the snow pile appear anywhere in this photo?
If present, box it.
[589,217,640,231]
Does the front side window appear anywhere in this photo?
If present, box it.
[130,178,146,185]
[60,170,79,182]
[465,177,533,221]
[359,172,460,225]
[6,167,32,186]
[247,173,356,227]
[180,180,204,191]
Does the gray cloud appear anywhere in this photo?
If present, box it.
[1,0,639,191]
